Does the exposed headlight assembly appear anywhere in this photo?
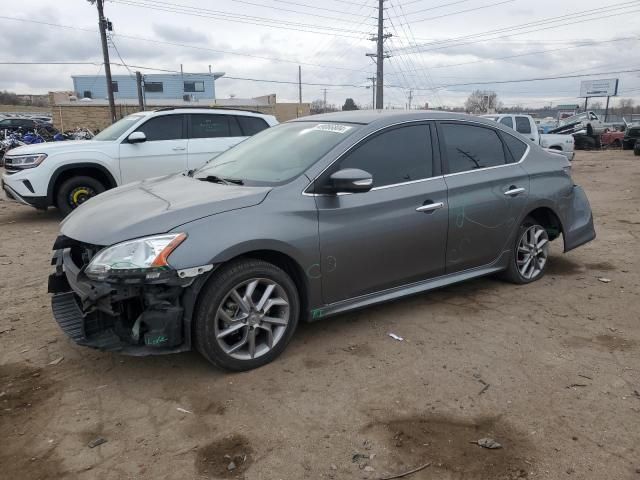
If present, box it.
[85,233,186,279]
[4,153,47,169]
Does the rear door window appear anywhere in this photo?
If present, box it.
[515,116,532,134]
[135,115,184,141]
[189,114,242,138]
[440,123,507,174]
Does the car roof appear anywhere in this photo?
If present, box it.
[151,107,271,117]
[290,109,498,128]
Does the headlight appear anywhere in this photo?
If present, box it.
[85,233,186,279]
[4,153,47,169]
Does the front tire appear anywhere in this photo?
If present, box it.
[502,217,550,284]
[194,259,300,371]
[55,176,105,215]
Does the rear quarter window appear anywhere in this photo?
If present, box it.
[237,116,270,136]
[501,132,528,163]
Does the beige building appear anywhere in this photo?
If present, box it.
[48,92,310,132]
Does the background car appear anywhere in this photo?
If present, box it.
[2,107,278,214]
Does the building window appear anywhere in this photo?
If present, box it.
[184,81,205,93]
[82,90,92,99]
[111,81,119,93]
[145,82,164,93]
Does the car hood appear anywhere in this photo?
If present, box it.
[61,174,271,246]
[6,140,107,156]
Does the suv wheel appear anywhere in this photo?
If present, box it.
[502,217,550,284]
[194,259,300,371]
[56,176,105,215]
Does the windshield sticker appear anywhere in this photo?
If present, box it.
[312,124,353,134]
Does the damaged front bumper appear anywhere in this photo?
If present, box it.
[48,236,213,355]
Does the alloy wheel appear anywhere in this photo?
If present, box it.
[516,225,549,280]
[213,278,290,360]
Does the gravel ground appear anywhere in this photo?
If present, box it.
[1,150,639,480]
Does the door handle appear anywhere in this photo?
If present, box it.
[172,146,186,151]
[504,187,525,196]
[416,202,444,213]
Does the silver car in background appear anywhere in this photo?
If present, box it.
[49,110,595,370]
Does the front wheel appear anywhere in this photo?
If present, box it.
[194,259,300,371]
[502,218,550,284]
[55,176,105,215]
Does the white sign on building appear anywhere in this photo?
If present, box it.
[579,78,619,97]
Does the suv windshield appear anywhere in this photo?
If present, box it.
[93,114,145,141]
[195,122,360,185]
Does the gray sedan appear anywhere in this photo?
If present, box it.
[49,110,595,370]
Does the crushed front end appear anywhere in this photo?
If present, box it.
[48,235,212,355]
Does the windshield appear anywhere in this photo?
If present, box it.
[93,114,145,141]
[195,122,360,185]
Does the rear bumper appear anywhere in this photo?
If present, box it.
[564,185,596,252]
[48,241,210,356]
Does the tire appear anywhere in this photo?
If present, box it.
[623,141,632,150]
[501,217,550,285]
[613,139,622,148]
[635,145,640,156]
[194,258,300,371]
[55,175,105,216]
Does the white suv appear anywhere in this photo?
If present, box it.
[1,108,278,214]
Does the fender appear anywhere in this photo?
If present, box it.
[47,163,119,204]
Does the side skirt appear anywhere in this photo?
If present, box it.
[311,250,510,321]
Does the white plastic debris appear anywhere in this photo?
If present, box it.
[598,277,611,283]
[176,407,193,414]
[388,333,404,341]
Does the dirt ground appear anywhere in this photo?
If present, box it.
[1,150,639,480]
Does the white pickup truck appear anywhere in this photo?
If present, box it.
[483,114,575,161]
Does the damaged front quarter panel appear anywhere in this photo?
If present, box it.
[48,236,215,355]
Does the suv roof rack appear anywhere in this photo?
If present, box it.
[153,106,266,115]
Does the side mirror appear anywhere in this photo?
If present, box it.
[328,168,373,193]
[127,131,147,143]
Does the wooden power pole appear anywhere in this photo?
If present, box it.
[95,0,116,123]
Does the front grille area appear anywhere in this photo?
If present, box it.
[51,292,85,342]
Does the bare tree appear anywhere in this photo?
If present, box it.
[618,98,635,117]
[310,99,338,114]
[464,90,501,114]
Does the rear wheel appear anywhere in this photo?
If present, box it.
[502,217,550,284]
[194,259,300,371]
[55,176,105,215]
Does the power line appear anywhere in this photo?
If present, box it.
[398,0,515,25]
[110,0,371,38]
[397,0,474,17]
[387,36,639,76]
[0,16,367,73]
[394,0,640,53]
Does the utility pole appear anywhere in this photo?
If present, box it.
[322,88,328,112]
[135,71,144,110]
[95,0,116,123]
[298,66,302,105]
[367,76,376,108]
[366,1,391,109]
[408,89,413,110]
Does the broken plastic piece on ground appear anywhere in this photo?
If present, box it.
[388,333,404,341]
[176,407,193,414]
[475,438,502,449]
[598,277,611,283]
[88,437,107,448]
